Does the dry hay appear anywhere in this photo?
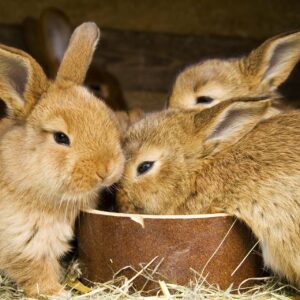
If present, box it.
[0,258,298,300]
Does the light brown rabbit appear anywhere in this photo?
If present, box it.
[168,32,300,117]
[0,22,124,296]
[116,98,300,288]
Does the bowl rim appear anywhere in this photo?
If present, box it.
[83,209,229,220]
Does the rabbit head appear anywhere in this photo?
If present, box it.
[0,22,124,207]
[168,32,300,111]
[117,98,270,214]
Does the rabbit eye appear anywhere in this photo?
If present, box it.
[53,132,70,146]
[137,161,154,175]
[89,84,101,92]
[196,96,214,104]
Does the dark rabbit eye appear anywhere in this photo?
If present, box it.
[89,84,101,92]
[196,96,214,104]
[53,132,70,146]
[137,161,154,175]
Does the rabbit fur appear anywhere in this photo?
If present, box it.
[117,98,300,287]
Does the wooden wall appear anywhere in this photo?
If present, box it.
[0,1,299,111]
[1,0,300,38]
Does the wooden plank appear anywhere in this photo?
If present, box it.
[0,24,26,49]
[0,23,262,94]
[0,0,299,39]
[94,29,262,93]
[0,24,298,109]
[93,28,300,105]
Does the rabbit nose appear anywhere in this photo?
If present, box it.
[95,162,110,183]
[96,156,124,187]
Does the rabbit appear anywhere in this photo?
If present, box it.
[0,22,125,297]
[168,31,300,118]
[116,98,300,288]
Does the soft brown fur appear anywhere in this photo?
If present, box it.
[0,22,124,296]
[116,99,300,287]
[168,32,300,117]
[115,108,145,135]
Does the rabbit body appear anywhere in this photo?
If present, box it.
[0,23,124,296]
[117,99,300,287]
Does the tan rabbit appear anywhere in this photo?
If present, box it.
[116,98,300,287]
[0,22,124,296]
[168,32,300,117]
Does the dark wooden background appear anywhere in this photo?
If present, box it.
[0,0,299,111]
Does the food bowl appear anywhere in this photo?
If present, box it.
[78,210,262,292]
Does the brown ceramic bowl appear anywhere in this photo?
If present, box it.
[78,210,262,292]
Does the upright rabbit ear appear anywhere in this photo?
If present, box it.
[55,22,100,85]
[245,32,300,90]
[194,98,271,156]
[0,45,48,120]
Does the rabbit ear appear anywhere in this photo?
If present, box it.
[0,45,48,119]
[39,8,73,78]
[194,98,271,155]
[55,22,100,85]
[245,32,300,90]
